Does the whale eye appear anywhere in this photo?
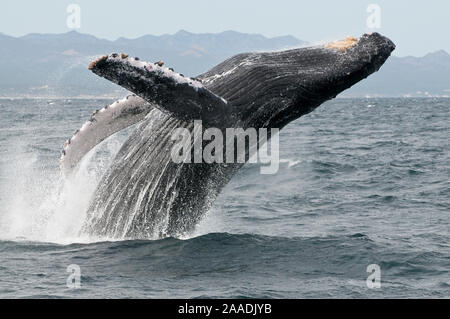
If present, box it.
[111,53,118,58]
[135,57,140,61]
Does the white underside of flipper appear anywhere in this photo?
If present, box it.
[60,95,152,174]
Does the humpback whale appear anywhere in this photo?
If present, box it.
[61,33,395,239]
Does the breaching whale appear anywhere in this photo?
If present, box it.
[61,33,395,239]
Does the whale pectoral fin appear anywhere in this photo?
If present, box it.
[88,55,231,125]
[60,95,152,174]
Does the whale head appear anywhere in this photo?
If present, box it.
[199,32,396,129]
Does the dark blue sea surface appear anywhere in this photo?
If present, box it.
[0,97,448,298]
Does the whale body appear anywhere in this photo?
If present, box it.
[61,33,395,239]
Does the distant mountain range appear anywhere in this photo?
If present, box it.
[345,49,450,97]
[0,30,448,98]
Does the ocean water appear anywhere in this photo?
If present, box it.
[0,97,448,298]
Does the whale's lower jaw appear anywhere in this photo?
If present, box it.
[79,33,395,239]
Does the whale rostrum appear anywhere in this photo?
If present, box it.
[62,33,395,239]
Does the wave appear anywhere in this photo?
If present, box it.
[1,232,448,298]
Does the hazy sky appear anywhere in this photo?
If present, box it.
[1,0,449,56]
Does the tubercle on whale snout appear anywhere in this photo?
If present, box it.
[88,55,108,70]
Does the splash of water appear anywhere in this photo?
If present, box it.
[0,135,126,244]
